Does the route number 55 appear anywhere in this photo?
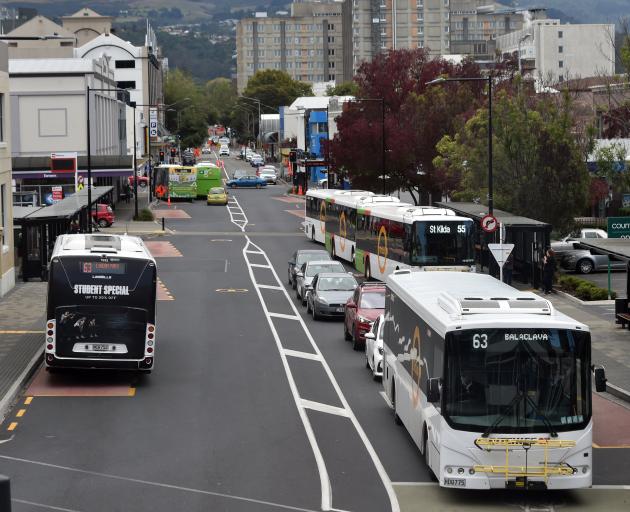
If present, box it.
[472,334,488,349]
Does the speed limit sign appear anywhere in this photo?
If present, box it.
[480,214,499,233]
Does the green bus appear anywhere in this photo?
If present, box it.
[154,165,197,201]
[195,162,223,198]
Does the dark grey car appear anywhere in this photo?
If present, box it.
[288,249,331,289]
[306,273,358,320]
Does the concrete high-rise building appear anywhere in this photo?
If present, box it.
[236,1,352,93]
[497,19,615,86]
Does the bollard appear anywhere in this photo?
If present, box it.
[0,474,11,512]
[162,217,165,232]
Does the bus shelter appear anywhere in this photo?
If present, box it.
[435,202,552,288]
[13,186,113,281]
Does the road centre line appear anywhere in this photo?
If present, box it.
[301,399,350,418]
[0,455,320,512]
[283,349,321,361]
[230,192,400,512]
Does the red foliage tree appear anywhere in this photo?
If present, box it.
[330,48,485,203]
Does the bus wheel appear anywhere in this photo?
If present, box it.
[310,226,315,241]
[392,383,402,425]
[365,259,372,281]
[331,238,336,258]
[424,427,437,480]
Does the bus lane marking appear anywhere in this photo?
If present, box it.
[283,349,322,362]
[227,196,400,512]
[300,399,350,418]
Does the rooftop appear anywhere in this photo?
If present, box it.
[435,202,550,227]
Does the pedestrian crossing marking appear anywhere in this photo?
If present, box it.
[157,278,174,301]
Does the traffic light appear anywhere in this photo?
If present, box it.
[289,150,297,165]
[159,150,165,162]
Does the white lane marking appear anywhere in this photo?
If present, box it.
[268,312,300,321]
[379,391,393,409]
[591,485,630,490]
[224,259,229,273]
[301,399,350,418]
[12,499,83,512]
[0,455,319,512]
[245,250,265,255]
[257,284,284,291]
[283,349,321,361]
[250,263,272,269]
[391,482,437,487]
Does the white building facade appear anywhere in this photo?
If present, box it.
[497,20,615,86]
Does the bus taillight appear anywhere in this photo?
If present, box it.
[145,324,156,357]
[45,319,56,353]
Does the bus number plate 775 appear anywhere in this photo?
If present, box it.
[444,478,466,487]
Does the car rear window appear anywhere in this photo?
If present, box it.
[209,187,224,194]
[306,262,344,277]
[360,291,385,309]
[297,252,330,265]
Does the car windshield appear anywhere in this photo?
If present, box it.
[444,328,591,434]
[360,291,385,309]
[318,276,356,291]
[305,262,344,277]
[296,252,330,265]
[209,187,224,194]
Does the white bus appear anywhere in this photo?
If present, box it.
[304,189,475,280]
[382,270,605,490]
[46,234,157,372]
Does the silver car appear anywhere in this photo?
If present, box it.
[306,272,358,320]
[295,260,346,305]
[558,247,625,274]
[288,249,331,289]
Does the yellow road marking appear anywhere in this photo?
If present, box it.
[216,288,248,293]
[0,330,45,334]
[7,422,17,431]
[24,397,33,405]
[128,388,136,397]
[16,409,26,418]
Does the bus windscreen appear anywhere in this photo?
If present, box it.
[411,221,474,266]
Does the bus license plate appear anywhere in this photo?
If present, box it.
[444,478,466,487]
[91,344,110,351]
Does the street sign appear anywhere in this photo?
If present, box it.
[51,186,63,203]
[488,243,514,267]
[481,214,499,233]
[607,217,630,238]
[149,108,158,138]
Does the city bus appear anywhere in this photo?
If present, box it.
[304,189,475,280]
[195,162,223,198]
[382,269,605,490]
[153,165,197,200]
[45,234,157,372]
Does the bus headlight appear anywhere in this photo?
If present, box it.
[457,468,465,475]
[446,467,453,474]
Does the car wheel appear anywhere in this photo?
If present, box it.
[344,323,352,341]
[98,219,108,228]
[306,300,312,314]
[312,304,320,320]
[230,184,236,189]
[365,352,370,369]
[352,332,362,351]
[577,258,594,274]
[296,287,301,301]
[288,271,292,286]
[256,184,261,189]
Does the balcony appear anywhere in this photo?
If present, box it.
[417,2,424,8]
[380,30,387,37]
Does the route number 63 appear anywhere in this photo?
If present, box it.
[472,334,488,349]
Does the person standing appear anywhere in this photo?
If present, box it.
[542,248,557,294]
[503,252,514,286]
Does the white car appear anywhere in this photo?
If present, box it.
[364,314,384,380]
[219,137,230,145]
[259,167,277,184]
[219,146,230,157]
[295,260,347,305]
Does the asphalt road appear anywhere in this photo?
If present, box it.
[0,155,628,512]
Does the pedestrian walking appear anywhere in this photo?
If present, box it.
[542,248,556,295]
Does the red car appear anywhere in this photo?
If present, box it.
[128,175,149,188]
[344,282,386,350]
[90,203,115,227]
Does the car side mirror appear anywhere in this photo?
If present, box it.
[365,332,375,340]
[593,366,607,392]
[427,377,441,404]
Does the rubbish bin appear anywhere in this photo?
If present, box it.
[615,297,628,323]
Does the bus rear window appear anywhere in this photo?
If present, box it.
[80,261,126,274]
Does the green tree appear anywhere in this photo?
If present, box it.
[242,70,313,111]
[205,78,237,127]
[435,90,590,231]
[164,69,209,148]
[326,81,359,96]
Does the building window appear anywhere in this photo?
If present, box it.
[558,30,563,38]
[328,48,335,56]
[117,81,136,90]
[328,74,335,80]
[328,23,335,30]
[559,60,564,68]
[328,36,335,43]
[115,60,135,69]
[559,45,563,53]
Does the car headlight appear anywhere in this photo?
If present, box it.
[316,296,328,304]
[357,316,370,323]
[378,347,384,355]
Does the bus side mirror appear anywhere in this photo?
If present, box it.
[427,378,441,403]
[593,367,607,392]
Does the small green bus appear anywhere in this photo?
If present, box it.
[153,165,197,201]
[195,163,223,198]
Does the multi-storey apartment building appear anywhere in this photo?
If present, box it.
[236,1,352,92]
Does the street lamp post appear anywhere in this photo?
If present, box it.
[427,76,494,216]
[234,104,258,143]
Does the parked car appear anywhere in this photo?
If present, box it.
[288,249,331,289]
[90,203,115,227]
[295,260,346,305]
[557,246,625,274]
[258,167,277,184]
[207,186,228,205]
[364,314,384,380]
[226,175,267,189]
[344,282,386,350]
[219,145,230,157]
[306,272,358,320]
[250,155,264,167]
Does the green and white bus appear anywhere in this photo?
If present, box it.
[195,162,223,198]
[305,189,476,280]
[153,165,198,201]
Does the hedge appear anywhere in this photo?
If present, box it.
[134,208,154,221]
[557,274,615,301]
